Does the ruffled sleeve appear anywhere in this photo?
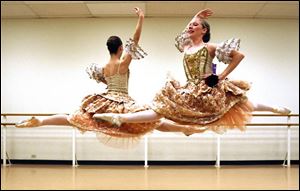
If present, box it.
[124,38,147,59]
[215,38,240,64]
[85,63,107,84]
[175,31,192,53]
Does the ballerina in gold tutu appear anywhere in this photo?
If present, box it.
[94,8,291,135]
[15,7,159,147]
[15,7,206,147]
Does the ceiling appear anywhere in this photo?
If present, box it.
[1,1,299,19]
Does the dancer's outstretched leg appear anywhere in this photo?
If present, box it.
[93,110,207,136]
[157,119,208,136]
[16,114,71,128]
[252,103,291,114]
[93,110,162,126]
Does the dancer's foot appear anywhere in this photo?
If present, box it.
[15,117,42,128]
[183,126,208,136]
[272,107,291,115]
[93,113,122,127]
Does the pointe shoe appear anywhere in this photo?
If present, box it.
[183,126,208,136]
[93,113,122,127]
[15,117,42,128]
[272,107,291,115]
[183,130,194,136]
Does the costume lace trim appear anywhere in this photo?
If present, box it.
[216,38,240,64]
[125,38,147,59]
[175,30,192,53]
[85,63,106,84]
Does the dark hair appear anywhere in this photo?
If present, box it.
[201,20,211,43]
[106,36,123,54]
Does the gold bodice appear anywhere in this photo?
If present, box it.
[183,46,213,84]
[105,68,129,94]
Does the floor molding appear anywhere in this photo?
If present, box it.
[1,159,299,165]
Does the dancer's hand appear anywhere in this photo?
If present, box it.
[196,8,213,19]
[134,7,144,17]
[205,74,219,88]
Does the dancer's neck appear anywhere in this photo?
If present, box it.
[191,38,204,47]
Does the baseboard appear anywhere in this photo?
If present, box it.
[1,159,299,166]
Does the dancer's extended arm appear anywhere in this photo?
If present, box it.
[121,7,144,67]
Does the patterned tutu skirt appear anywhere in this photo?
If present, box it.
[152,79,254,134]
[68,91,159,147]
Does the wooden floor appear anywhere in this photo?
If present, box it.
[1,164,299,190]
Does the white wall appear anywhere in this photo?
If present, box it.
[1,17,299,161]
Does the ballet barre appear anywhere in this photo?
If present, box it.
[0,113,78,167]
[1,113,299,168]
[144,113,299,168]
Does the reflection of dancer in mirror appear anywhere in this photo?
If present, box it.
[15,7,163,144]
[95,8,291,135]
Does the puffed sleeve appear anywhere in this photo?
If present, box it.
[124,38,148,59]
[175,30,192,53]
[85,63,107,84]
[215,38,240,64]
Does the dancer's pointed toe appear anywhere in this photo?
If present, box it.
[183,126,208,136]
[93,113,122,127]
[272,107,291,115]
[15,117,41,128]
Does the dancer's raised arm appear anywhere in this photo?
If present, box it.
[132,7,144,44]
[184,8,213,30]
[175,8,213,52]
[121,7,145,67]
